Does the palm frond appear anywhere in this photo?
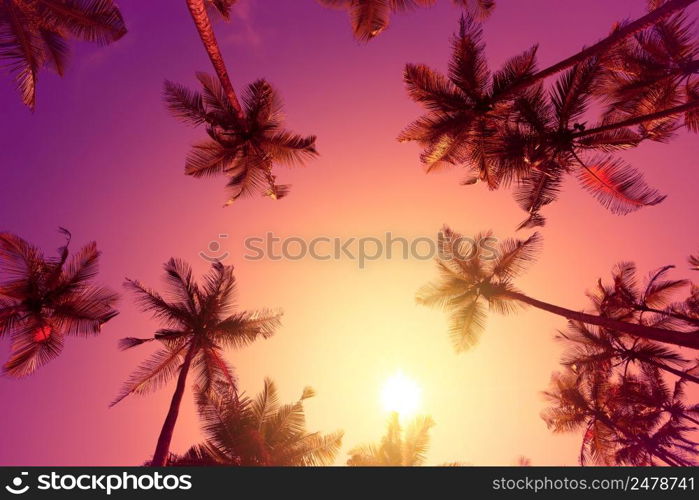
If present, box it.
[206,0,238,20]
[491,45,538,98]
[118,337,154,351]
[163,80,207,125]
[184,140,239,178]
[38,0,127,44]
[402,415,435,465]
[491,232,541,279]
[252,377,280,427]
[266,131,318,166]
[110,344,189,406]
[575,155,666,214]
[551,58,601,127]
[3,322,65,377]
[404,63,465,113]
[0,3,44,108]
[452,0,495,20]
[448,15,489,100]
[513,164,563,228]
[448,298,487,352]
[123,278,190,327]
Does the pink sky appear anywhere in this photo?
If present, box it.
[0,0,697,465]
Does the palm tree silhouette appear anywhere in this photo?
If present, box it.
[169,1,318,203]
[317,0,494,42]
[558,321,699,386]
[169,378,343,466]
[0,0,127,109]
[598,1,699,136]
[164,74,318,204]
[401,4,699,227]
[111,259,281,466]
[542,369,698,465]
[0,229,118,376]
[399,16,538,186]
[501,60,674,228]
[416,226,699,350]
[347,412,434,465]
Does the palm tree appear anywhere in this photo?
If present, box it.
[347,412,434,465]
[318,0,494,42]
[558,321,699,386]
[401,4,699,227]
[416,226,699,350]
[111,259,282,467]
[597,0,699,135]
[399,15,538,186]
[164,74,318,204]
[170,1,317,204]
[587,261,699,330]
[0,0,127,109]
[169,378,343,466]
[0,229,118,377]
[542,369,698,465]
[500,61,675,228]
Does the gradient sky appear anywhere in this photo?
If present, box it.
[0,0,698,466]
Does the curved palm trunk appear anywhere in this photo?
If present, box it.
[185,0,243,117]
[503,0,697,98]
[151,342,198,466]
[504,291,699,350]
[572,100,699,138]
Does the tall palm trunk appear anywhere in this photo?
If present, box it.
[572,100,699,138]
[502,0,697,99]
[185,0,243,117]
[151,342,198,466]
[503,291,699,350]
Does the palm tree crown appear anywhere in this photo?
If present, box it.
[172,378,343,466]
[164,73,318,205]
[0,228,118,376]
[399,15,537,187]
[347,412,434,465]
[416,226,540,351]
[418,227,699,351]
[542,368,698,465]
[0,0,127,108]
[112,259,281,466]
[402,8,699,228]
[598,1,699,135]
[318,0,494,42]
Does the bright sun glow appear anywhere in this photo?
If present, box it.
[381,372,421,417]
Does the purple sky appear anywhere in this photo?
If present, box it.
[0,0,698,465]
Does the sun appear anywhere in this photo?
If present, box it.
[381,372,421,417]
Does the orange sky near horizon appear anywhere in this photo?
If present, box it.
[0,0,698,466]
